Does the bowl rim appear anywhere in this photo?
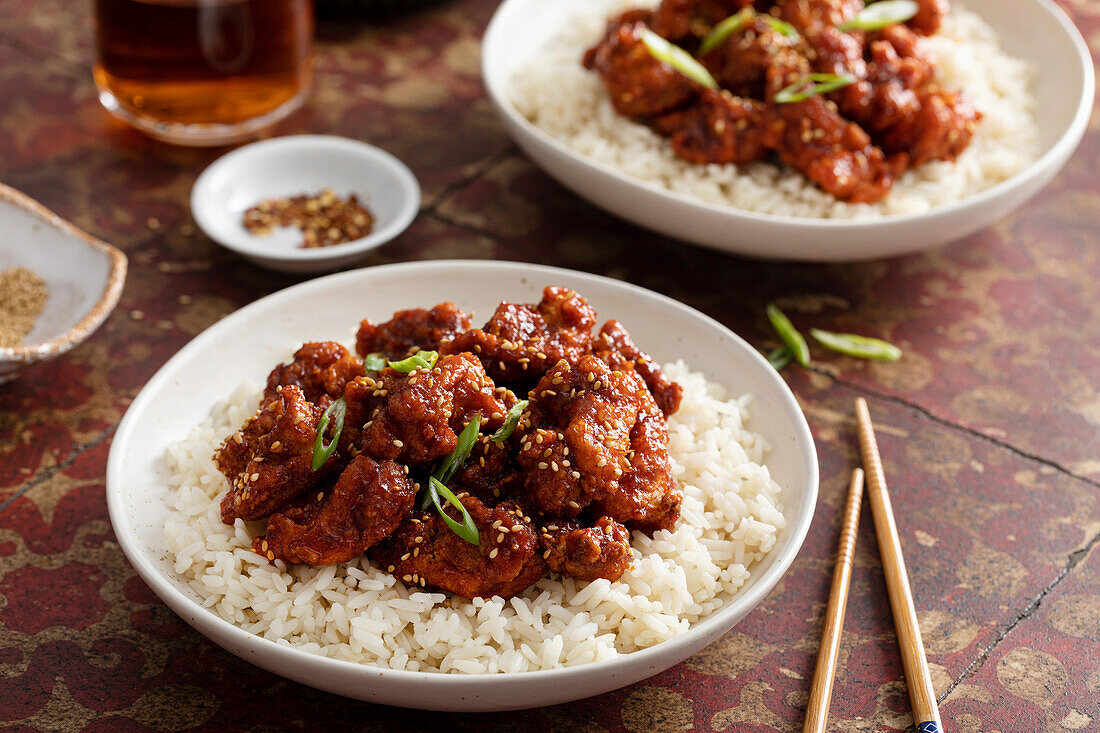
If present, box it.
[106,259,820,688]
[189,134,422,262]
[0,183,128,363]
[481,0,1094,230]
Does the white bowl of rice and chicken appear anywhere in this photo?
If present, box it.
[483,0,1092,260]
[106,261,818,710]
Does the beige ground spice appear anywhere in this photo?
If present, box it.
[0,266,48,348]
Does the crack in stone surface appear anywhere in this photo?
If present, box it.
[936,526,1100,704]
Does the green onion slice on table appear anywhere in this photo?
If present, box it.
[363,352,387,371]
[767,347,793,371]
[810,329,902,361]
[773,73,855,103]
[698,8,756,55]
[839,0,919,32]
[491,400,529,442]
[388,349,439,373]
[311,397,346,471]
[640,29,719,89]
[766,304,811,366]
[426,477,480,546]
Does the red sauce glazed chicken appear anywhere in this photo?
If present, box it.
[213,287,684,600]
[582,0,980,203]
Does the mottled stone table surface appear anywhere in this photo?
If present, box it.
[0,1,1097,731]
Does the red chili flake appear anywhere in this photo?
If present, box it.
[242,189,375,248]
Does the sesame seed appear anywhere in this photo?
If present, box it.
[489,548,499,559]
[250,473,260,481]
[538,462,548,470]
[393,439,404,447]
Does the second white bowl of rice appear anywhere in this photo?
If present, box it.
[106,260,819,711]
[482,0,1093,261]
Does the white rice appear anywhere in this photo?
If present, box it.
[163,362,787,673]
[509,0,1038,219]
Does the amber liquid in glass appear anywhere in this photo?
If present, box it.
[93,0,314,144]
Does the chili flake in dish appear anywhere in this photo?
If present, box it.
[242,189,375,248]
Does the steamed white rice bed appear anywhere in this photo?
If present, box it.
[163,362,785,673]
[509,1,1038,219]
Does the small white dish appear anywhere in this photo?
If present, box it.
[191,135,421,274]
[0,184,127,385]
[482,0,1093,261]
[106,260,819,711]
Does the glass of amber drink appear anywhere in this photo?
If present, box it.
[93,0,314,146]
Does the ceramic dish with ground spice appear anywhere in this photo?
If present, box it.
[0,184,127,384]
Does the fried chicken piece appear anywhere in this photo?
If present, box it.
[342,353,508,465]
[540,516,633,582]
[442,286,598,384]
[355,303,471,361]
[518,356,681,532]
[649,0,756,43]
[254,455,417,566]
[697,15,799,99]
[216,385,327,524]
[594,396,682,533]
[909,0,949,36]
[653,89,770,166]
[775,0,864,33]
[264,341,364,406]
[880,86,980,166]
[372,497,547,599]
[582,10,702,120]
[593,320,683,416]
[763,60,908,203]
[449,434,526,506]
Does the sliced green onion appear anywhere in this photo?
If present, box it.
[640,29,718,90]
[767,347,793,371]
[434,412,482,484]
[810,329,902,361]
[761,15,798,38]
[311,397,346,471]
[491,400,529,442]
[427,476,480,546]
[766,304,810,367]
[839,0,919,32]
[363,352,387,371]
[388,349,439,373]
[773,73,856,103]
[698,8,755,55]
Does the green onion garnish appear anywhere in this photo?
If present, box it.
[427,477,480,546]
[767,347,793,371]
[761,15,798,38]
[491,400,529,442]
[839,0,919,32]
[766,304,810,367]
[698,8,756,55]
[810,329,902,361]
[311,397,346,471]
[363,352,387,371]
[640,29,718,90]
[388,350,439,373]
[773,73,856,103]
[434,412,482,485]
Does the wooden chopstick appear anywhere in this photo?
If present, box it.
[803,467,865,733]
[854,397,944,733]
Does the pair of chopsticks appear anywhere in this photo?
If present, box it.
[803,398,943,733]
